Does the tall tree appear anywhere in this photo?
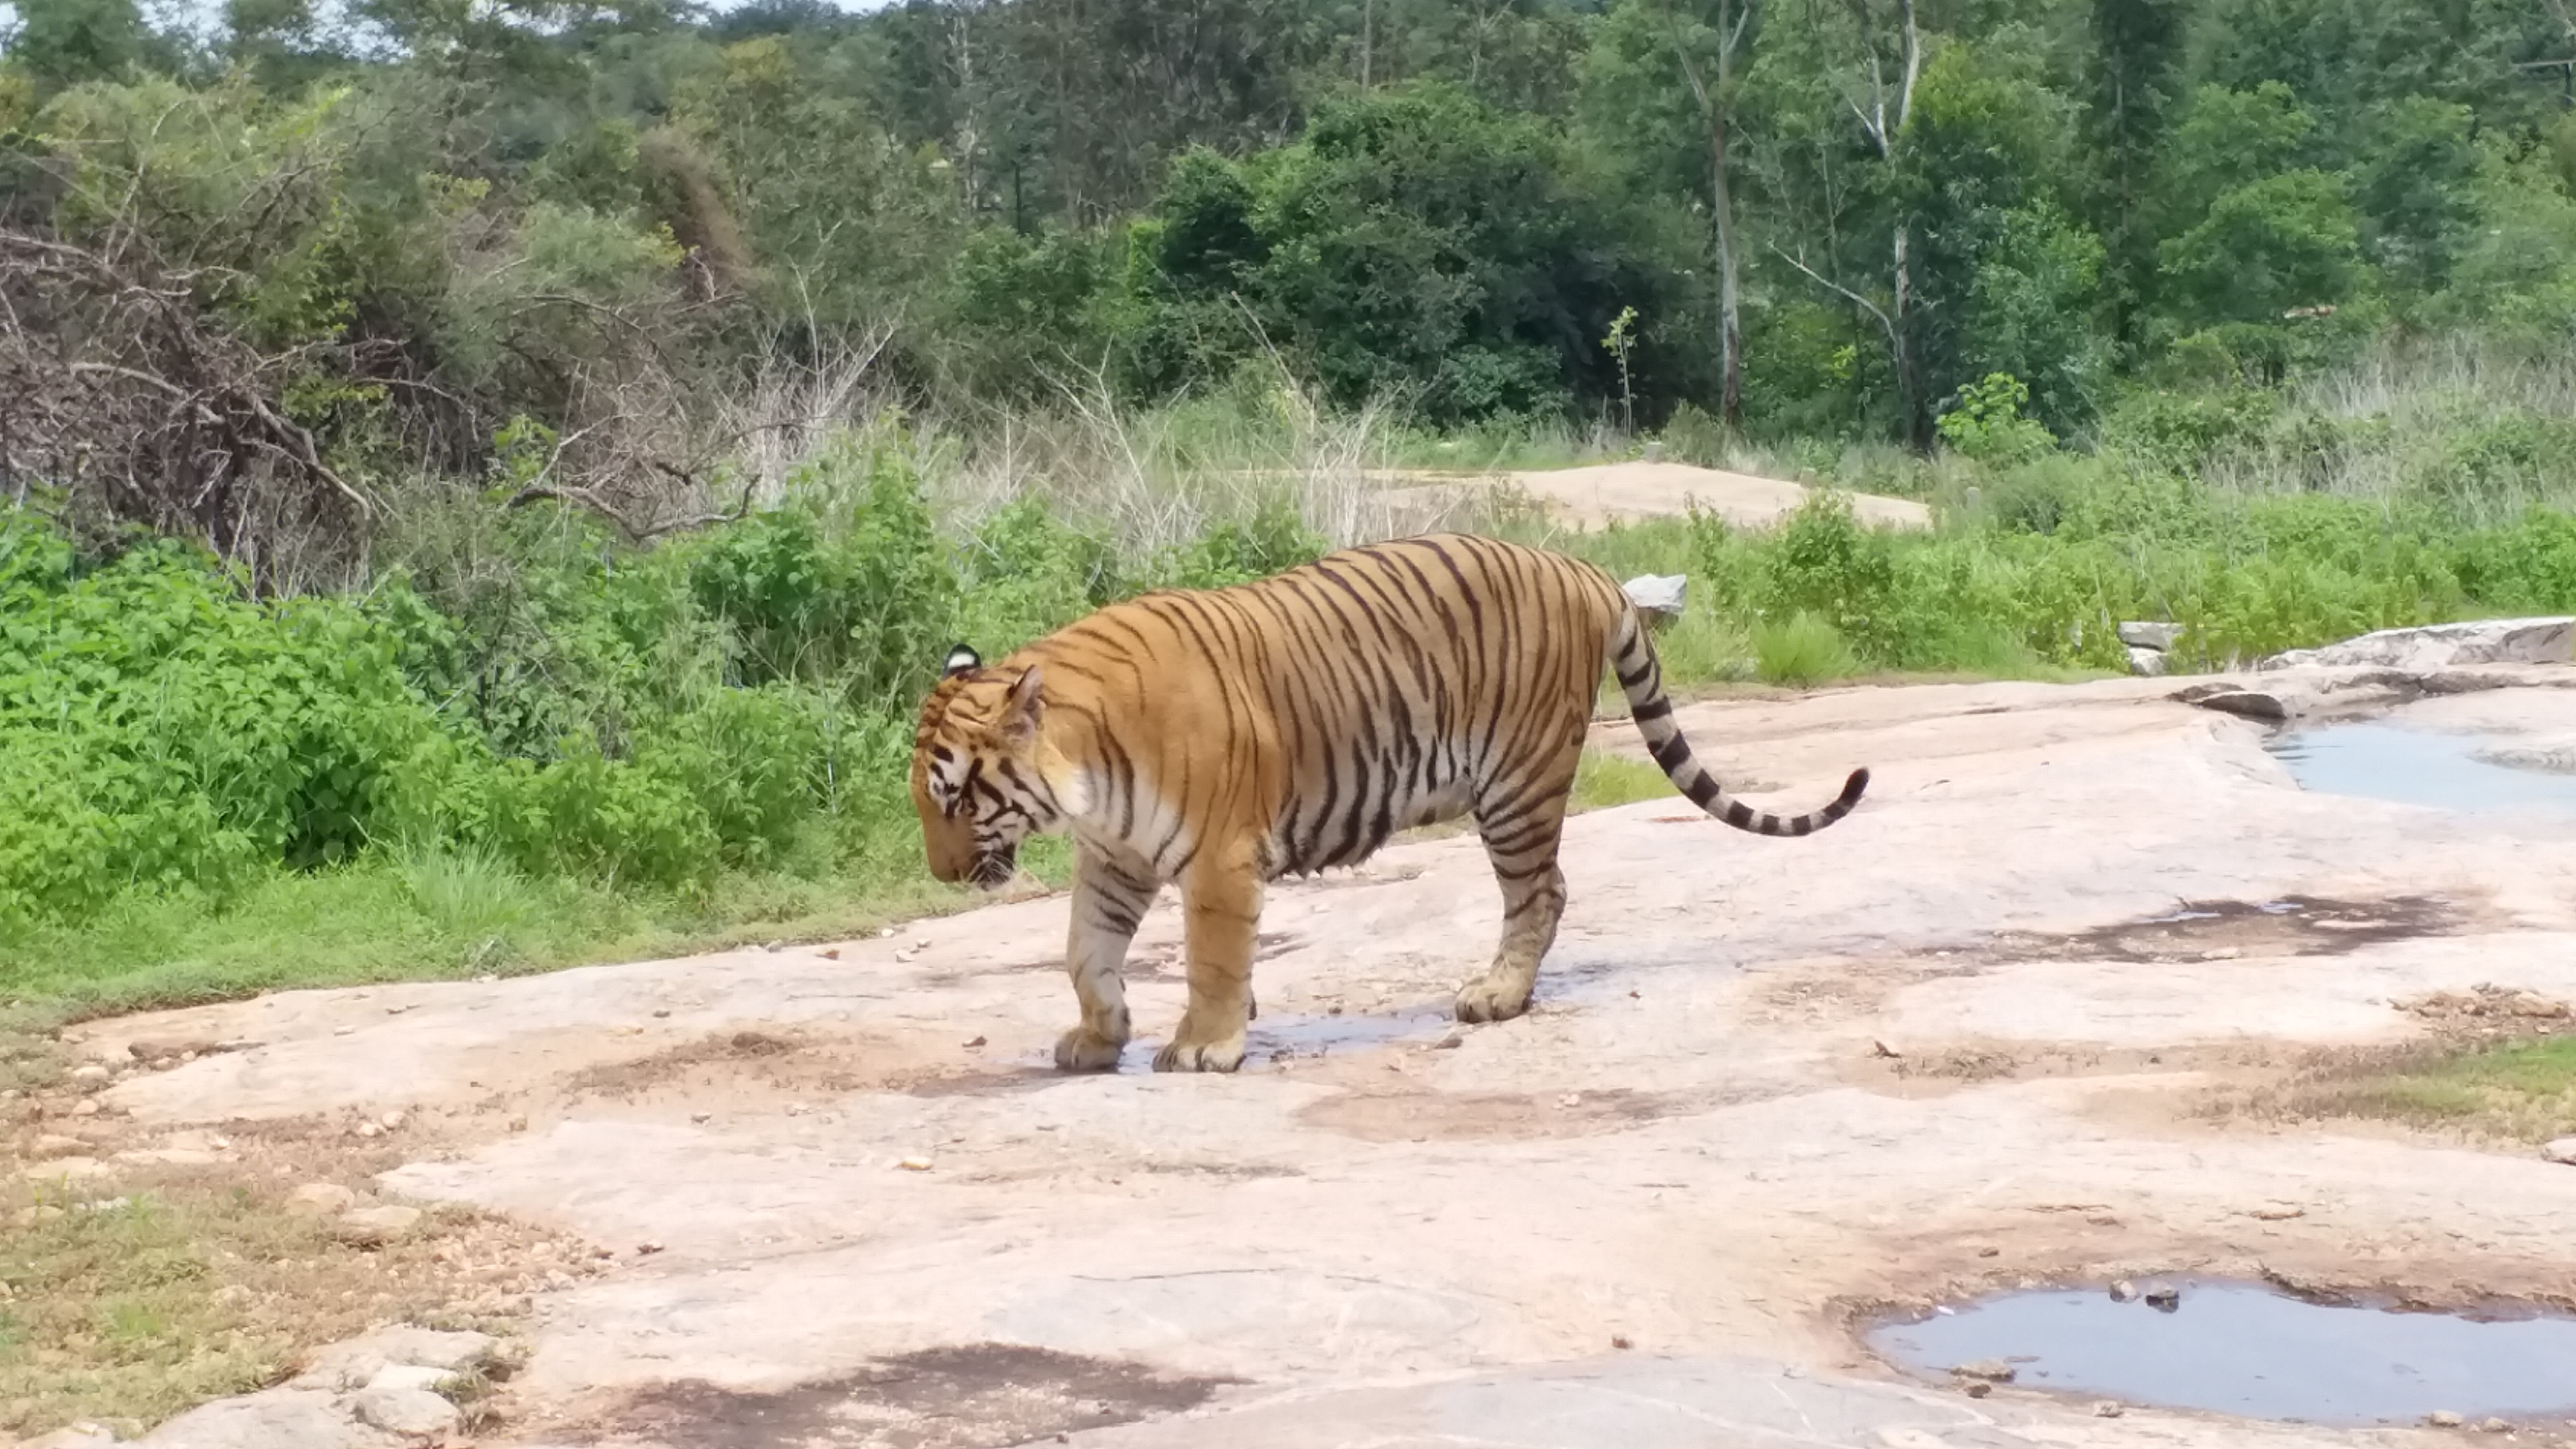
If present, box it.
[2080,0,2184,346]
[1655,0,1755,428]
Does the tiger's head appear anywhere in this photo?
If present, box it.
[911,643,1058,888]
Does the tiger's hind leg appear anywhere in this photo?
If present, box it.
[1454,745,1580,1025]
[1055,844,1158,1072]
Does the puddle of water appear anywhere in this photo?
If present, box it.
[1868,1279,2576,1426]
[2265,722,2576,814]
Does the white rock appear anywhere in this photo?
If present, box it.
[31,1133,88,1158]
[2125,646,2167,678]
[290,1327,498,1391]
[363,1363,452,1395]
[133,1388,381,1447]
[2258,617,2574,671]
[1622,574,1689,623]
[2541,1137,2576,1165]
[69,1063,112,1086]
[349,1384,460,1438]
[2118,621,2182,651]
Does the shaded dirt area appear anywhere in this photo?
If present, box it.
[584,1345,1233,1449]
[1374,460,1933,533]
[29,662,2576,1448]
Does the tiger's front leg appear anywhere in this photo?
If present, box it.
[1154,837,1263,1073]
[1055,844,1159,1072]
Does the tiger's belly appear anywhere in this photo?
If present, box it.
[1263,757,1472,880]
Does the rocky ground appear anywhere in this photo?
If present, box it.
[23,661,2576,1449]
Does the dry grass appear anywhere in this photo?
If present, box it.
[0,1071,595,1441]
[2212,989,2576,1147]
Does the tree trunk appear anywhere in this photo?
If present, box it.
[1711,112,1743,430]
[1891,222,1926,448]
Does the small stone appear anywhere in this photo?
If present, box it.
[690,1112,712,1124]
[964,1035,988,1049]
[352,1383,463,1437]
[1952,1359,2015,1382]
[878,927,896,937]
[475,973,499,983]
[366,1362,453,1395]
[2477,1418,2511,1433]
[821,948,841,960]
[637,1240,665,1255]
[2126,645,2168,678]
[2108,1280,2138,1301]
[1962,1381,1992,1398]
[69,1064,111,1086]
[897,1156,933,1171]
[1977,1246,2001,1258]
[333,1204,424,1247]
[31,1133,87,1158]
[763,940,783,952]
[333,1026,356,1037]
[2142,1283,2180,1310]
[1610,1334,1633,1349]
[286,1182,358,1218]
[2092,1401,2124,1418]
[69,1098,101,1117]
[785,1102,810,1117]
[354,1121,382,1138]
[2118,621,2183,651]
[508,1116,529,1131]
[652,1008,671,1018]
[1434,1033,1463,1050]
[2541,1137,2576,1165]
[2430,1410,2465,1428]
[380,1110,406,1130]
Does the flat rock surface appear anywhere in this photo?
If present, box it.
[72,665,2576,1448]
[1376,460,1934,533]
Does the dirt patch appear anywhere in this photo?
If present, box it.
[2395,983,2576,1043]
[1756,897,2470,1030]
[566,1030,803,1097]
[1843,1039,2290,1097]
[557,1027,1018,1110]
[1297,1086,1692,1142]
[1994,895,2466,965]
[586,1344,1233,1449]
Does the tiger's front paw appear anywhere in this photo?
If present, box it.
[1152,1034,1246,1073]
[1054,1026,1126,1072]
[1453,976,1533,1024]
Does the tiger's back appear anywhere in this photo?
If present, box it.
[911,532,1868,1073]
[1022,533,1628,880]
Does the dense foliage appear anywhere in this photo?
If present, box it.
[4,0,2576,1006]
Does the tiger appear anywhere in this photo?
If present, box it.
[910,532,1869,1073]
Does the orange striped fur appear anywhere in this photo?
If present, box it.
[911,533,1868,1073]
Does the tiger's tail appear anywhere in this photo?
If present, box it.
[1607,603,1869,837]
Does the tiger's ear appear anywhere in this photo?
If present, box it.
[942,643,981,678]
[1000,665,1044,744]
